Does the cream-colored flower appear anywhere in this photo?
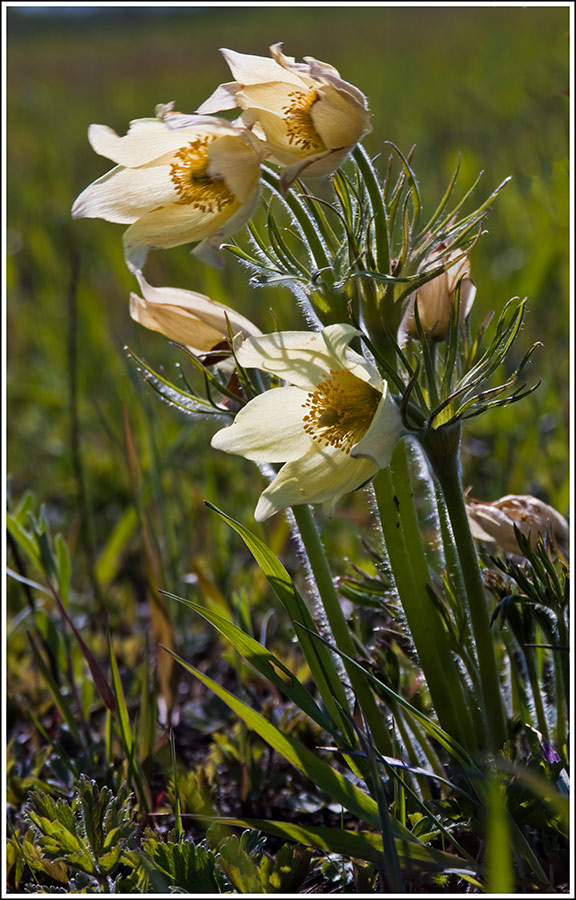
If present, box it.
[467,494,569,557]
[197,43,372,190]
[401,246,476,342]
[211,324,403,521]
[129,272,262,362]
[72,110,262,270]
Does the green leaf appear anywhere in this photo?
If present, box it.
[485,776,514,893]
[6,513,42,572]
[294,622,480,776]
[95,506,138,587]
[196,817,481,880]
[141,839,221,893]
[215,832,262,893]
[163,591,334,735]
[204,503,352,734]
[26,630,84,746]
[108,634,151,812]
[164,647,381,829]
[55,535,71,609]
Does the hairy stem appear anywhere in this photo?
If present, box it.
[420,423,506,754]
[292,504,394,756]
[373,444,476,754]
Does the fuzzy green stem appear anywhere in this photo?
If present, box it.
[554,616,568,756]
[433,482,485,732]
[292,504,394,756]
[373,447,476,754]
[524,649,549,741]
[420,423,506,754]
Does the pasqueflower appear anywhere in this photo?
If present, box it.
[401,246,476,342]
[197,43,372,189]
[72,110,261,270]
[467,494,569,557]
[130,272,262,360]
[211,324,403,520]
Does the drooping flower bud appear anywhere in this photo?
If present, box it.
[129,272,262,364]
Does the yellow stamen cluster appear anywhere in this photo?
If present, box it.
[282,89,325,151]
[170,137,234,212]
[302,369,380,453]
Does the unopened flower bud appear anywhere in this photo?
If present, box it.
[402,245,476,342]
[467,493,569,558]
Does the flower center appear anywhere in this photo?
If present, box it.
[282,89,325,151]
[302,369,381,453]
[170,137,234,212]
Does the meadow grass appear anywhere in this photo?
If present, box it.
[6,6,570,893]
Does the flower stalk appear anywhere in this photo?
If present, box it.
[291,504,395,757]
[420,423,507,754]
[372,444,477,755]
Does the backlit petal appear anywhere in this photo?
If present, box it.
[255,443,377,521]
[196,82,242,115]
[236,331,336,386]
[211,386,312,462]
[71,165,176,224]
[207,135,262,200]
[351,390,403,467]
[311,84,372,148]
[123,200,241,270]
[220,47,304,87]
[130,272,261,351]
[89,121,194,167]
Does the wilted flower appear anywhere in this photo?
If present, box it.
[211,324,403,520]
[467,494,569,557]
[197,43,372,189]
[72,110,262,270]
[401,245,476,342]
[129,272,262,362]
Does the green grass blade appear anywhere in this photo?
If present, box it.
[204,502,353,737]
[162,591,335,735]
[184,815,481,881]
[485,775,514,893]
[107,633,151,812]
[294,623,480,775]
[7,514,42,572]
[26,630,84,746]
[164,646,382,828]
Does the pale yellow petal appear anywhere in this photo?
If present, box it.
[211,386,312,462]
[130,293,224,351]
[351,391,403,468]
[311,84,372,149]
[220,47,304,87]
[207,135,262,201]
[71,165,175,223]
[236,331,335,386]
[279,148,353,190]
[196,82,242,115]
[123,200,241,270]
[303,58,369,107]
[242,108,308,165]
[130,273,261,350]
[88,117,244,167]
[237,81,303,115]
[88,120,188,167]
[254,443,377,521]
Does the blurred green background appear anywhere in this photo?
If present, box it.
[7,5,570,607]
